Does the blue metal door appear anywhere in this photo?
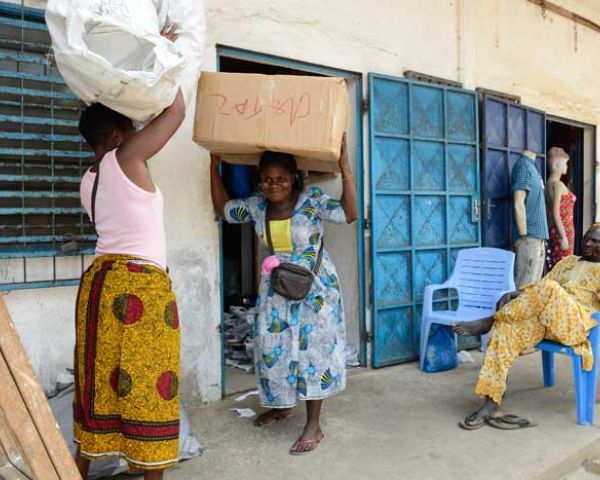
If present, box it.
[369,74,481,368]
[481,95,546,249]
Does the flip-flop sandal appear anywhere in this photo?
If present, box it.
[289,432,325,456]
[458,411,488,430]
[486,414,537,430]
[124,469,144,476]
[253,410,293,427]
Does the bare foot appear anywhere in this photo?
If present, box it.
[253,408,293,427]
[453,316,495,337]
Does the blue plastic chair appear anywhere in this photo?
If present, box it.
[536,314,600,426]
[420,247,516,371]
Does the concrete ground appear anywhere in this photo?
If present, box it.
[124,352,600,480]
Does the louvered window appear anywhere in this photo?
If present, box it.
[0,1,95,290]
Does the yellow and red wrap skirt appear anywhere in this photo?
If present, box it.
[73,255,180,470]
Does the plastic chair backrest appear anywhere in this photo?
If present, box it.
[450,248,516,313]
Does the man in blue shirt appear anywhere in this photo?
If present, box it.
[511,150,549,288]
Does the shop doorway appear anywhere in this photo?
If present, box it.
[216,47,365,397]
[546,118,594,254]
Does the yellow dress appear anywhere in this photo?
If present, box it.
[476,256,600,404]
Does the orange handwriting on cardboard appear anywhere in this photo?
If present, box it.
[209,92,312,127]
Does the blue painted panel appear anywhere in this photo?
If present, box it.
[373,252,412,308]
[414,196,446,246]
[448,145,477,192]
[487,199,511,248]
[508,106,526,151]
[485,150,509,197]
[411,85,444,139]
[373,307,414,365]
[414,249,447,300]
[449,196,478,244]
[372,79,409,136]
[528,110,545,154]
[447,91,476,142]
[373,195,411,250]
[369,74,480,367]
[372,138,410,191]
[413,141,444,191]
[484,148,510,249]
[485,99,506,147]
[481,95,546,249]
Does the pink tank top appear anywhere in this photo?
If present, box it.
[80,150,167,269]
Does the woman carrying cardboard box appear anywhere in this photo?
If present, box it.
[211,135,358,455]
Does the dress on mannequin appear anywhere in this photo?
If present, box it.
[546,147,576,267]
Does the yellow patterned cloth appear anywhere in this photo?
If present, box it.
[476,256,600,404]
[73,255,180,470]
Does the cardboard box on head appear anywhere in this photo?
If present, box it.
[193,72,349,173]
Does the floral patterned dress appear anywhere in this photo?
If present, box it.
[475,256,600,404]
[549,191,576,267]
[224,186,347,408]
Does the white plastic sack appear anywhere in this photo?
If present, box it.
[45,0,205,123]
[152,0,206,105]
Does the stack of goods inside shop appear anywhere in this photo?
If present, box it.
[224,300,256,373]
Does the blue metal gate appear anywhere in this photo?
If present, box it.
[369,74,481,368]
[481,95,546,249]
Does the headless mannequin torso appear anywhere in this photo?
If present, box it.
[511,149,549,288]
[513,149,537,237]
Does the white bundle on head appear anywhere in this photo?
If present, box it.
[46,0,206,124]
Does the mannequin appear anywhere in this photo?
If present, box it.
[511,149,549,288]
[546,147,576,267]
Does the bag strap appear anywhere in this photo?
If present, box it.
[265,201,324,274]
[91,165,100,226]
[314,239,324,275]
[265,202,275,256]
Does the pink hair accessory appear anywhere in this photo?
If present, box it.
[261,255,281,275]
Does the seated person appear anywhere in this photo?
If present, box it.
[453,224,600,429]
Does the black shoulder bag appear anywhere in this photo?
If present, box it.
[265,204,323,301]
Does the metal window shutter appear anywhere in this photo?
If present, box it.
[0,2,96,262]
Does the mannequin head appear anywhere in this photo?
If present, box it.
[522,150,537,161]
[548,147,569,176]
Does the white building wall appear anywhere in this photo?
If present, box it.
[3,0,600,403]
